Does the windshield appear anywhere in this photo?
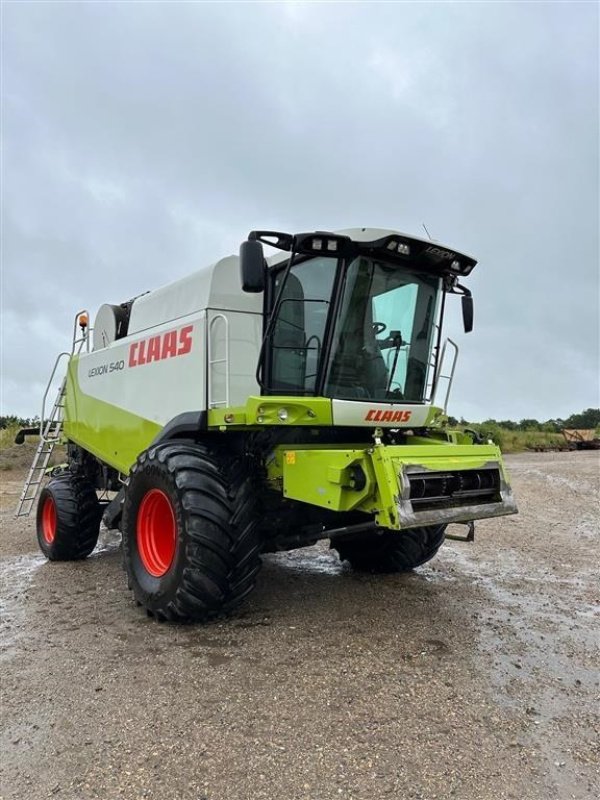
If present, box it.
[324,257,440,402]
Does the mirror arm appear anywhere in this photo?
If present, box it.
[450,282,471,298]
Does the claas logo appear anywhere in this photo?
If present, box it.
[129,325,193,368]
[365,409,412,423]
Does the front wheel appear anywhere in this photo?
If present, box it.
[332,525,446,573]
[121,442,262,623]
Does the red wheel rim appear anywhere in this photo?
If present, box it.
[41,496,57,544]
[136,489,177,577]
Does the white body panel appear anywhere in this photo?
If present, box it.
[207,310,262,408]
[332,400,433,427]
[79,254,264,420]
[78,312,207,424]
[128,256,262,335]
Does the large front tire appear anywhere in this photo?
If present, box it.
[333,525,446,573]
[36,475,101,560]
[121,442,262,623]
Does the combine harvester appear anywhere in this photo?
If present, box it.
[16,228,518,622]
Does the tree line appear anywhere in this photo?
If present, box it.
[2,408,599,432]
[441,408,599,432]
[0,414,40,429]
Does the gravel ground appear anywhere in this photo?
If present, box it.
[0,451,598,800]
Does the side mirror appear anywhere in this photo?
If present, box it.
[240,240,266,293]
[462,294,474,333]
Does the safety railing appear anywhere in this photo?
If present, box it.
[208,314,230,408]
[40,353,70,442]
[431,338,459,413]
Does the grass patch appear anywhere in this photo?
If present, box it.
[0,425,22,452]
[462,425,569,453]
[0,424,66,472]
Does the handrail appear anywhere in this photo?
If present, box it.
[40,352,70,442]
[208,313,230,408]
[425,322,441,401]
[432,338,459,413]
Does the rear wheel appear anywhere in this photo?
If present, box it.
[333,525,446,573]
[36,475,101,560]
[121,442,262,623]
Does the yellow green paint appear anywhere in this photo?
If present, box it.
[273,442,504,529]
[63,357,161,474]
[208,396,333,428]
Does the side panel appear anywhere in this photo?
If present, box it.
[127,256,263,336]
[77,312,207,425]
[64,360,162,473]
[64,311,207,473]
[207,309,262,408]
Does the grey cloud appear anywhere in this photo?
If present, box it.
[2,1,598,420]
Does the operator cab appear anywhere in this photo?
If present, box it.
[240,228,476,405]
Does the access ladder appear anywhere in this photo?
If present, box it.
[14,310,92,518]
[15,374,68,517]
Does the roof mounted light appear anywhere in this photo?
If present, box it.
[293,231,355,257]
[310,237,339,253]
[385,238,410,256]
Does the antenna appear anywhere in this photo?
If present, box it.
[422,223,433,241]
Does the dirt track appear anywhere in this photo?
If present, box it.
[0,452,598,800]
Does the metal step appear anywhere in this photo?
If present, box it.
[15,378,67,518]
[15,318,92,519]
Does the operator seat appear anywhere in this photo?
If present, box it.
[327,296,388,399]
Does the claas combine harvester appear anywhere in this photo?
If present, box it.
[16,228,517,622]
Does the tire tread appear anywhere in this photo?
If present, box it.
[122,442,262,623]
[333,525,446,573]
[37,475,101,561]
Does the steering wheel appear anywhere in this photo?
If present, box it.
[372,322,387,336]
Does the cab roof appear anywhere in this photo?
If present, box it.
[260,227,477,278]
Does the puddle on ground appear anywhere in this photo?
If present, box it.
[417,563,456,584]
[443,546,599,710]
[443,542,599,794]
[264,549,346,576]
[91,526,122,557]
[0,553,45,659]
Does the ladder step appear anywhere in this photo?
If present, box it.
[15,374,66,517]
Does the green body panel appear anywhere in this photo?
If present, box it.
[207,397,447,429]
[63,362,516,528]
[276,447,378,512]
[63,357,161,474]
[208,396,333,428]
[272,441,516,530]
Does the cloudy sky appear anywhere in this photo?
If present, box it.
[2,0,598,422]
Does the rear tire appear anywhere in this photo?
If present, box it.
[36,475,101,560]
[121,442,262,623]
[333,525,446,573]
